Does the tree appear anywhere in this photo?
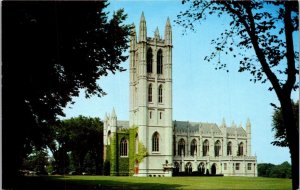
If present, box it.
[258,162,291,178]
[177,1,299,188]
[270,161,292,179]
[272,101,299,147]
[257,163,275,177]
[2,1,129,187]
[48,116,103,175]
[22,149,49,175]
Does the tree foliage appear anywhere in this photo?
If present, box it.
[258,162,291,178]
[2,1,129,187]
[21,149,50,175]
[176,1,298,188]
[272,101,299,147]
[48,116,103,175]
[177,1,298,87]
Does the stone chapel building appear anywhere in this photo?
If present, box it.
[103,13,257,177]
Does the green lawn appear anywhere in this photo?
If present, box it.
[16,176,292,190]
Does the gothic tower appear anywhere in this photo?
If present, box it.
[129,12,173,177]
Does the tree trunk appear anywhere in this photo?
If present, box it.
[280,96,299,190]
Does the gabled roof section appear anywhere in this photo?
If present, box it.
[227,126,247,136]
[117,120,129,130]
[173,121,222,135]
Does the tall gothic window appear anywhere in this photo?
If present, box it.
[147,48,153,73]
[152,132,159,152]
[190,139,197,156]
[158,85,163,103]
[157,49,163,74]
[178,138,185,156]
[238,142,244,156]
[120,138,128,157]
[227,142,232,156]
[203,139,209,156]
[214,140,221,157]
[148,84,152,102]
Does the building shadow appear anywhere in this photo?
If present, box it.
[13,176,183,190]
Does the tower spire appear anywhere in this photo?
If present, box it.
[155,27,160,39]
[139,12,147,42]
[164,17,172,45]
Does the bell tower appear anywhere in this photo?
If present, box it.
[129,12,173,177]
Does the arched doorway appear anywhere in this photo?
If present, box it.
[173,162,180,176]
[198,162,205,175]
[185,162,192,175]
[211,163,217,175]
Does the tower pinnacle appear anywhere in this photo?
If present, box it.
[165,17,172,45]
[155,27,160,39]
[139,12,147,42]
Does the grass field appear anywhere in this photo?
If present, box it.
[16,175,292,190]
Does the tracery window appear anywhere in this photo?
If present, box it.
[214,140,221,157]
[120,138,128,157]
[157,49,163,74]
[158,85,163,103]
[152,132,159,152]
[147,48,153,73]
[238,142,244,156]
[190,139,197,156]
[178,138,185,156]
[227,142,232,156]
[203,139,209,156]
[148,84,152,102]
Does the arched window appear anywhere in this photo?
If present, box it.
[159,112,162,119]
[190,139,197,156]
[198,162,205,174]
[203,140,209,156]
[152,132,159,152]
[185,162,192,174]
[107,130,111,145]
[147,48,153,73]
[157,49,163,74]
[120,138,128,157]
[158,85,163,103]
[227,142,232,156]
[238,142,244,156]
[178,138,185,156]
[214,140,221,157]
[148,84,152,102]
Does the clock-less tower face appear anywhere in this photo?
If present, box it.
[129,12,173,177]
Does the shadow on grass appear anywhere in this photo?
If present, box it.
[13,176,183,190]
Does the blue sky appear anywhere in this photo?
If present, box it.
[63,1,299,164]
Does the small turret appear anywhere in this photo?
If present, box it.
[111,108,117,132]
[231,121,237,128]
[130,23,136,51]
[246,118,251,156]
[164,17,172,45]
[246,118,251,133]
[221,118,226,128]
[139,12,147,42]
[154,27,160,40]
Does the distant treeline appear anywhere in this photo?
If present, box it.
[258,162,291,178]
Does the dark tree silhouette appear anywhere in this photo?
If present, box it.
[272,101,299,147]
[2,1,129,188]
[177,1,299,189]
